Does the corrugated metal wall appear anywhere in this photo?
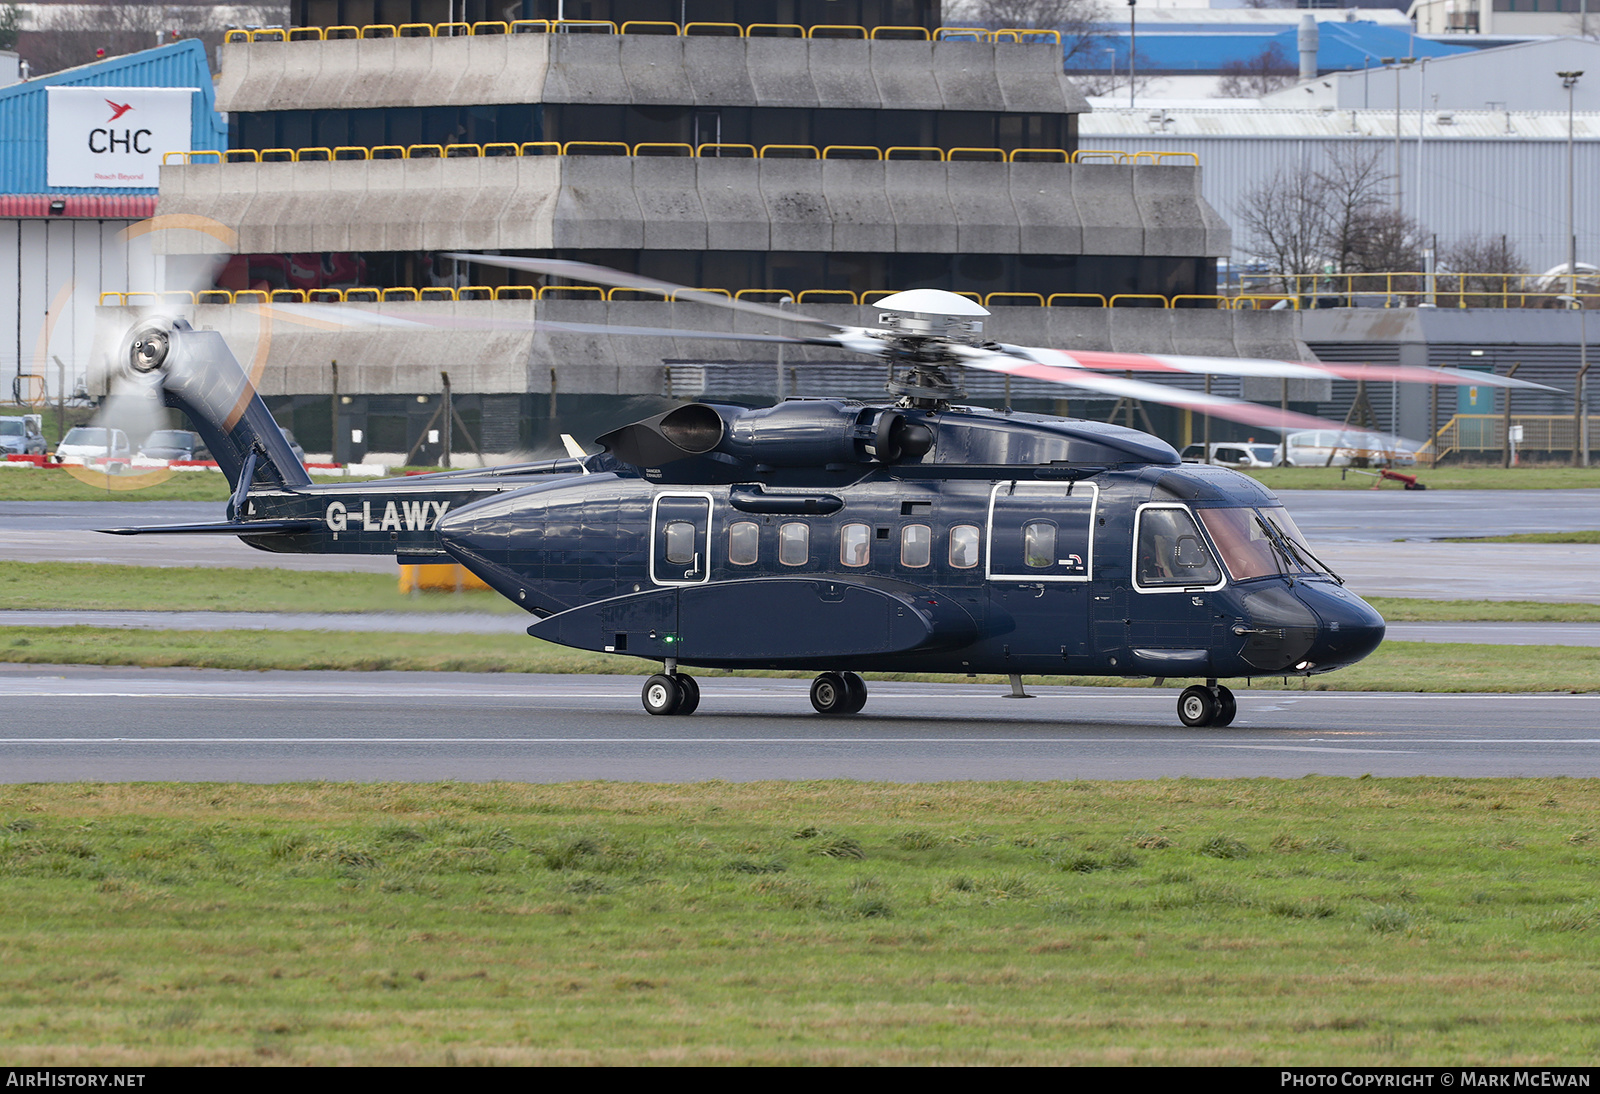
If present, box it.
[2,217,158,399]
[0,40,228,195]
[1078,133,1600,275]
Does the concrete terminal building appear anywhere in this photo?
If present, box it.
[142,1,1311,463]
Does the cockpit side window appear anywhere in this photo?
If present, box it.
[1135,506,1222,589]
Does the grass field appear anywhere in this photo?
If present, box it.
[8,562,1600,622]
[2,779,1596,1065]
[2,628,1596,693]
[1246,465,1600,491]
[4,462,1600,502]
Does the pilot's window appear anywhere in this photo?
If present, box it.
[840,523,870,567]
[1023,522,1055,568]
[664,521,695,565]
[901,524,931,567]
[728,521,759,566]
[779,522,809,566]
[1137,507,1222,587]
[949,524,980,568]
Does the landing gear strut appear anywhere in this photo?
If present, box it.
[1177,680,1236,728]
[642,670,700,716]
[811,671,867,715]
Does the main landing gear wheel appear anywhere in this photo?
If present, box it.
[1213,685,1237,727]
[811,671,865,715]
[675,673,701,716]
[642,673,700,716]
[1177,684,1236,728]
[840,671,868,714]
[643,673,681,716]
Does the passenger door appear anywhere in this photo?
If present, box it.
[985,481,1098,669]
[650,493,712,587]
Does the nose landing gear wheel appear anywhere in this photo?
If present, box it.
[1177,684,1219,727]
[642,673,682,716]
[810,671,857,715]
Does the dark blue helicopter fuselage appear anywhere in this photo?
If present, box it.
[434,401,1385,681]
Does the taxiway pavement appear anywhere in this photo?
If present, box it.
[4,664,1596,782]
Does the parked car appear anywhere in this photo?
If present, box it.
[1283,430,1416,468]
[55,426,132,470]
[1179,442,1282,468]
[138,429,211,462]
[1,415,46,457]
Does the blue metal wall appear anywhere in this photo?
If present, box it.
[0,40,229,195]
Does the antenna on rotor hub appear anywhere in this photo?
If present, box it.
[873,289,989,408]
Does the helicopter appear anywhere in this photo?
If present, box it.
[97,254,1553,726]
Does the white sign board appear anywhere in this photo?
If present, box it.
[47,86,197,188]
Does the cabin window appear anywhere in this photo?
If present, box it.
[949,524,980,569]
[900,524,932,568]
[1023,522,1056,569]
[840,523,871,567]
[729,521,759,566]
[779,522,809,566]
[1136,507,1222,587]
[664,521,695,565]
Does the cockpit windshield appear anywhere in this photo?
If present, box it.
[1197,506,1340,583]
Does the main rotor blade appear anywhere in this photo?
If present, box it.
[954,345,1409,441]
[1007,347,1559,392]
[249,301,845,348]
[439,253,843,331]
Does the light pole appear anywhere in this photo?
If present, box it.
[1382,58,1415,214]
[1559,71,1587,465]
[1128,0,1137,109]
[1104,47,1116,95]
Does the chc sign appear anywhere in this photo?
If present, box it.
[47,86,197,188]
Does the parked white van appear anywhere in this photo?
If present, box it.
[1178,442,1282,468]
[55,426,133,471]
[1283,430,1415,467]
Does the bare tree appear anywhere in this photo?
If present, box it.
[1440,233,1528,306]
[1216,43,1297,99]
[953,0,1109,69]
[1316,145,1395,274]
[15,3,284,77]
[1236,166,1331,292]
[1,4,20,53]
[1342,207,1427,294]
[1069,47,1157,99]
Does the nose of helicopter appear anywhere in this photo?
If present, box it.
[1296,583,1386,673]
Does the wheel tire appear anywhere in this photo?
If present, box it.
[1213,686,1237,727]
[810,672,850,715]
[1177,685,1218,728]
[642,673,682,716]
[841,671,868,714]
[675,673,700,716]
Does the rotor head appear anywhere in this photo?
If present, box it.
[874,288,988,341]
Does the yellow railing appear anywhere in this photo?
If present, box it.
[225,22,1061,43]
[1235,271,1600,310]
[1420,414,1600,463]
[106,287,1255,309]
[167,142,1187,166]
